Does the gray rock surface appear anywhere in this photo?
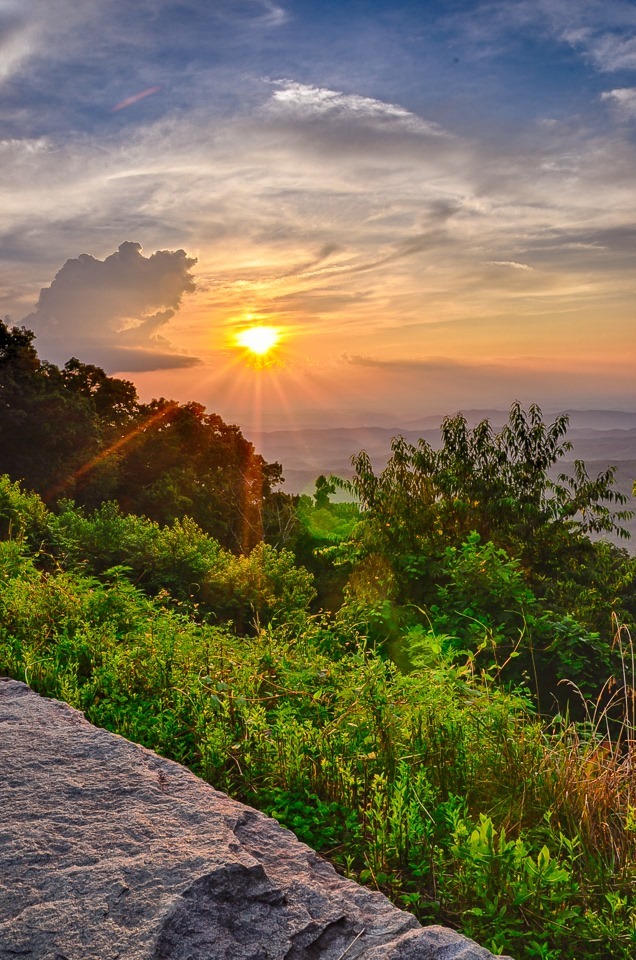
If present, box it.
[0,678,511,959]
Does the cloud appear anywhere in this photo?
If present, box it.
[0,1,633,427]
[269,286,372,319]
[196,0,287,28]
[601,86,636,118]
[0,0,287,142]
[447,1,636,74]
[269,81,448,137]
[539,2,636,74]
[337,352,635,413]
[336,354,553,416]
[0,2,37,82]
[277,243,342,279]
[0,19,634,397]
[24,241,200,372]
[572,29,636,72]
[486,260,533,270]
[249,1,287,28]
[1,74,633,343]
[80,346,201,372]
[345,354,470,374]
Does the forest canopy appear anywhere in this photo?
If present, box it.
[0,320,283,551]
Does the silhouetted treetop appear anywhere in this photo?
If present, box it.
[0,320,284,551]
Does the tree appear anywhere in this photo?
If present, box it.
[0,322,285,551]
[60,357,138,430]
[338,402,634,611]
[112,399,280,551]
[328,403,635,704]
[0,321,100,499]
[314,474,336,509]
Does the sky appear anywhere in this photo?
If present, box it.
[1,0,635,429]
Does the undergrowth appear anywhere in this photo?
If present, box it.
[1,541,635,959]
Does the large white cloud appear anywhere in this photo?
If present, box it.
[24,241,200,372]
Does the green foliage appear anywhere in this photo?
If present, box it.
[43,498,314,628]
[293,490,361,611]
[340,401,632,585]
[2,517,636,958]
[332,403,635,703]
[0,321,288,550]
[113,398,282,552]
[430,533,535,646]
[2,388,636,959]
[200,541,316,629]
[0,474,49,543]
[297,495,360,543]
[0,323,102,500]
[47,500,219,594]
[410,533,615,703]
[0,481,315,632]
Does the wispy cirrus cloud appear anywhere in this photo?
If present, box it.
[565,25,636,72]
[486,260,533,271]
[335,350,635,414]
[269,80,448,137]
[200,0,287,28]
[446,0,636,74]
[601,86,636,117]
[0,1,38,82]
[0,0,288,138]
[250,0,287,28]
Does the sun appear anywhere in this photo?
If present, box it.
[235,325,280,356]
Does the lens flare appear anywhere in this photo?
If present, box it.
[111,85,162,112]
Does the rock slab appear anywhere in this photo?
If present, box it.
[0,679,511,959]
